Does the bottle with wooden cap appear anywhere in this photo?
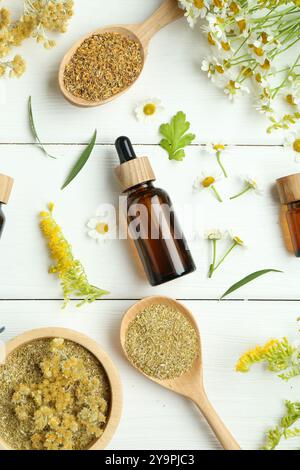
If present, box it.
[115,136,196,286]
[0,173,14,240]
[277,172,300,257]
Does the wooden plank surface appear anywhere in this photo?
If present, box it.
[0,0,299,452]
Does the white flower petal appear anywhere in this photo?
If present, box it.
[86,218,98,229]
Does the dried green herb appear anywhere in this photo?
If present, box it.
[159,111,195,161]
[220,269,282,299]
[125,303,198,380]
[28,96,57,159]
[61,130,97,190]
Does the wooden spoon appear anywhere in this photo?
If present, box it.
[59,0,183,107]
[120,296,241,450]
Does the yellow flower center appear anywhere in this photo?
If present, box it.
[221,41,231,51]
[202,176,215,188]
[193,0,204,7]
[96,222,109,235]
[253,46,264,57]
[229,2,239,14]
[213,0,223,7]
[143,103,156,116]
[293,139,300,153]
[286,94,295,106]
[261,32,269,44]
[215,64,224,74]
[213,144,225,151]
[241,67,253,77]
[237,19,246,33]
[233,236,244,246]
[207,32,216,46]
[261,59,270,70]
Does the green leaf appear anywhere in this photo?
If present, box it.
[28,96,57,159]
[220,269,283,300]
[61,130,97,190]
[159,111,195,161]
[0,326,5,334]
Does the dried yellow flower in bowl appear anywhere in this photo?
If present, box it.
[0,328,122,451]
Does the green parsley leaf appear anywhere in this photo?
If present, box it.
[159,111,195,161]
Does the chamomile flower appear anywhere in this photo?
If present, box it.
[86,211,116,243]
[224,79,249,101]
[180,0,209,27]
[205,143,226,154]
[193,171,223,202]
[254,88,274,117]
[284,132,300,162]
[235,17,248,37]
[248,38,268,66]
[201,56,227,87]
[205,142,230,177]
[228,232,245,247]
[204,228,224,240]
[204,228,225,277]
[206,229,245,278]
[230,175,263,200]
[135,98,164,124]
[253,72,269,89]
[284,76,300,107]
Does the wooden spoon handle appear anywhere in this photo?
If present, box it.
[135,0,184,46]
[193,393,241,450]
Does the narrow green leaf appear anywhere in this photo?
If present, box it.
[220,269,283,300]
[61,130,97,190]
[28,96,57,159]
[0,326,5,334]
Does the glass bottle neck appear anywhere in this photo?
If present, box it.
[126,181,154,195]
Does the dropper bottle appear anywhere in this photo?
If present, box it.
[115,136,196,286]
[0,174,13,240]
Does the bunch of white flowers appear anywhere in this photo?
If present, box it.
[179,0,300,134]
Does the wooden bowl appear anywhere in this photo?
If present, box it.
[0,327,122,451]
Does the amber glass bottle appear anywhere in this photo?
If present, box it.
[0,174,14,240]
[115,137,196,286]
[277,173,300,257]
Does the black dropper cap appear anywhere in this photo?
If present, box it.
[115,136,137,164]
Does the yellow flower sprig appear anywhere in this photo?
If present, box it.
[39,203,109,308]
[263,401,300,450]
[0,0,73,78]
[236,337,299,379]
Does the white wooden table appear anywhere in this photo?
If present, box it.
[0,0,299,451]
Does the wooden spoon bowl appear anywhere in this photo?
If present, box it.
[120,296,240,450]
[0,327,122,451]
[58,0,183,107]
